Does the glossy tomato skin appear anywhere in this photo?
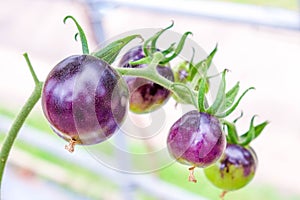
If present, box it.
[42,55,128,145]
[204,144,257,191]
[119,46,174,113]
[167,111,226,168]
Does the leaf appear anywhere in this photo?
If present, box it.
[240,121,269,141]
[189,44,218,81]
[162,42,176,55]
[233,111,244,123]
[188,48,196,72]
[217,82,240,114]
[92,34,142,65]
[197,77,208,112]
[161,31,193,64]
[204,43,218,70]
[150,21,174,55]
[239,116,257,146]
[206,69,227,115]
[216,87,255,118]
[142,21,174,56]
[222,120,239,144]
[64,15,89,55]
[225,82,240,107]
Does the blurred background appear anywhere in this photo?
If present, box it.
[1,0,300,199]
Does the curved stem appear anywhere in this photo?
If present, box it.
[0,54,43,194]
[116,52,198,108]
[117,53,172,88]
[23,53,40,84]
[0,82,42,192]
[117,65,173,87]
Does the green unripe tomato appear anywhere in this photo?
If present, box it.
[204,144,257,191]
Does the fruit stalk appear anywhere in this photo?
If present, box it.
[116,52,198,108]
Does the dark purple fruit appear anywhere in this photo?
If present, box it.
[42,55,128,150]
[167,110,226,168]
[204,144,257,191]
[119,46,174,113]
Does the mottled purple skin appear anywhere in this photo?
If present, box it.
[119,46,174,113]
[42,55,128,145]
[204,144,257,191]
[167,111,226,168]
[220,144,257,177]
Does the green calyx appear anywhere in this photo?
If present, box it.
[64,15,89,55]
[171,45,216,110]
[92,34,143,65]
[161,31,192,64]
[170,44,254,117]
[64,15,143,65]
[222,116,269,146]
[116,52,199,107]
[0,15,269,198]
[189,44,218,85]
[143,21,174,57]
[63,15,256,117]
[195,67,254,117]
[63,16,199,107]
[136,21,192,65]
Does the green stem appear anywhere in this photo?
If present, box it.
[0,83,42,191]
[0,54,43,194]
[116,52,198,107]
[117,52,172,87]
[24,53,40,84]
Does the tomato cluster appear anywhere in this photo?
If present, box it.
[41,16,268,197]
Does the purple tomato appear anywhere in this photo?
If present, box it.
[119,46,174,113]
[167,110,226,168]
[42,55,128,151]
